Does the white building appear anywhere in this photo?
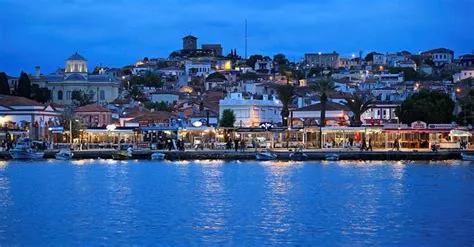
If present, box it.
[151,92,179,104]
[293,102,350,126]
[422,48,454,66]
[397,60,417,70]
[372,53,387,65]
[32,53,120,105]
[453,68,474,83]
[219,92,283,127]
[185,60,213,76]
[254,59,272,72]
[0,95,63,140]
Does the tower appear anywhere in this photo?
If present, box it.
[65,52,88,74]
[183,35,198,50]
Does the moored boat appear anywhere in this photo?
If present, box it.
[55,149,73,160]
[461,153,474,161]
[9,138,45,160]
[112,150,133,160]
[256,150,277,161]
[325,153,340,161]
[289,151,308,161]
[151,152,165,160]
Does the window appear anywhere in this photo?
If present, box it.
[100,90,105,100]
[57,90,63,100]
[66,91,71,100]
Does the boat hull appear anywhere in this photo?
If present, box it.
[151,153,165,160]
[256,153,277,161]
[10,151,44,160]
[325,154,340,161]
[461,153,474,161]
[289,152,308,161]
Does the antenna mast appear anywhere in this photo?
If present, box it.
[245,19,248,59]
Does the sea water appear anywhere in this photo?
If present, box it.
[0,159,473,245]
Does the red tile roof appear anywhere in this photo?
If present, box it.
[0,94,44,107]
[74,104,111,113]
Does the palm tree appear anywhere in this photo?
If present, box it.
[344,94,374,127]
[277,84,294,126]
[311,79,338,127]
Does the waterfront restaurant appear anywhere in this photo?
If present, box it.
[382,121,460,149]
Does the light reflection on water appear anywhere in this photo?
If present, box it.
[0,159,472,245]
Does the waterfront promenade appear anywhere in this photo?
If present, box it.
[0,148,470,161]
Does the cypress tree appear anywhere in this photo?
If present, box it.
[17,72,32,98]
[0,72,10,95]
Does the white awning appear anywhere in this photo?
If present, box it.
[449,129,472,137]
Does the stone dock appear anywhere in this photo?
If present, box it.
[0,150,472,161]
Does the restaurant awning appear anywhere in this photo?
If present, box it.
[449,129,472,137]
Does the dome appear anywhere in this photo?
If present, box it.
[65,73,87,81]
[67,52,87,61]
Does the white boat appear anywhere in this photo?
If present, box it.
[55,149,73,160]
[325,153,340,161]
[10,138,45,160]
[461,153,474,161]
[256,150,277,161]
[289,151,308,161]
[151,152,165,160]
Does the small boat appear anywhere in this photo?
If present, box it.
[112,150,133,160]
[151,152,165,160]
[256,150,277,161]
[289,151,308,161]
[325,153,340,161]
[10,138,45,160]
[55,149,73,160]
[461,153,474,161]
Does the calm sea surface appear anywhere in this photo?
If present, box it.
[0,159,473,246]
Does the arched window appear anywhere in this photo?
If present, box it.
[100,90,105,100]
[57,90,63,100]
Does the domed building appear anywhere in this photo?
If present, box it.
[32,52,120,105]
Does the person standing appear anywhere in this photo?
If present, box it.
[234,139,239,152]
[360,137,367,151]
[368,137,373,151]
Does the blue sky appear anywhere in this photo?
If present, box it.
[0,0,473,75]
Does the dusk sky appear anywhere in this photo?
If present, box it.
[1,0,472,75]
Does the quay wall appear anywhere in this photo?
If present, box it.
[0,150,471,161]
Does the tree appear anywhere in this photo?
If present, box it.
[60,107,84,141]
[246,54,264,68]
[219,109,236,127]
[17,72,31,98]
[31,84,51,103]
[238,72,259,81]
[311,79,338,127]
[395,89,455,124]
[71,90,95,107]
[277,84,294,126]
[206,72,226,81]
[457,87,474,126]
[343,94,374,126]
[144,101,172,112]
[387,67,422,81]
[129,73,163,88]
[130,86,147,102]
[307,67,324,78]
[273,53,289,66]
[0,72,10,95]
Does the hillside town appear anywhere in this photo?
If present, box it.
[0,36,473,152]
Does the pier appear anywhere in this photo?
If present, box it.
[0,149,471,161]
